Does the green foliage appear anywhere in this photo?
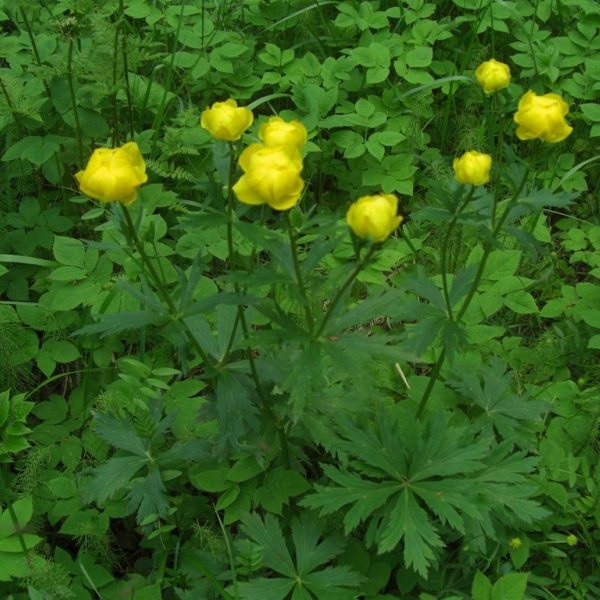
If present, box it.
[0,0,599,598]
[301,405,545,577]
[81,401,208,526]
[236,512,363,600]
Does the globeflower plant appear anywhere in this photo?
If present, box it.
[201,98,254,141]
[513,90,573,142]
[75,141,148,205]
[259,116,308,150]
[453,151,492,186]
[475,58,511,94]
[346,193,403,243]
[233,143,304,210]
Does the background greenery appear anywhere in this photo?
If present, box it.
[1,0,600,598]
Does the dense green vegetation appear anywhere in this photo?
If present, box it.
[1,0,600,598]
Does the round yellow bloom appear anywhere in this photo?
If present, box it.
[475,59,511,94]
[200,99,254,141]
[514,90,573,143]
[453,151,492,186]
[566,534,578,547]
[346,194,403,243]
[259,116,307,150]
[75,142,147,206]
[509,537,522,550]
[233,143,304,211]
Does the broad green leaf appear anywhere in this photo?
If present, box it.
[491,572,529,600]
[53,236,85,268]
[257,467,310,515]
[472,570,493,600]
[0,533,42,552]
[0,497,33,538]
[228,455,264,483]
[504,291,538,314]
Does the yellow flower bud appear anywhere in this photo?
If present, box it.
[475,59,511,94]
[453,151,492,186]
[514,90,573,143]
[200,99,254,141]
[75,142,148,206]
[566,534,578,547]
[259,116,307,150]
[509,537,522,549]
[346,194,403,243]
[233,143,304,211]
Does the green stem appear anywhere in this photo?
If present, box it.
[226,142,237,268]
[455,167,529,323]
[415,348,446,419]
[417,167,530,417]
[216,147,289,466]
[119,0,134,140]
[237,293,291,469]
[111,12,121,146]
[400,227,419,263]
[316,244,376,338]
[491,92,506,229]
[19,8,51,95]
[218,143,242,368]
[441,187,475,319]
[67,37,84,167]
[284,211,314,334]
[0,77,25,136]
[120,204,213,369]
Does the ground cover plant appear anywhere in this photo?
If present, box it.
[1,0,600,598]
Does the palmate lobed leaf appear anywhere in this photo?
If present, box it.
[240,513,296,578]
[237,577,295,600]
[80,455,147,505]
[301,406,547,576]
[291,514,345,576]
[300,465,400,534]
[377,488,444,576]
[239,512,362,600]
[92,412,148,456]
[302,566,364,598]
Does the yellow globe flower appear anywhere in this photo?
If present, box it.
[509,537,522,550]
[233,143,304,211]
[75,141,148,206]
[566,534,578,547]
[453,151,492,186]
[259,116,307,150]
[346,194,403,243]
[200,99,254,141]
[514,90,573,143]
[475,59,511,94]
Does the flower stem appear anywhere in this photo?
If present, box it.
[120,204,213,369]
[66,37,84,167]
[415,348,445,419]
[417,168,529,417]
[217,146,289,466]
[316,243,376,338]
[400,227,419,263]
[284,211,314,334]
[218,142,243,368]
[441,186,475,320]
